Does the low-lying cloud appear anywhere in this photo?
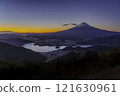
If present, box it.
[62,23,78,26]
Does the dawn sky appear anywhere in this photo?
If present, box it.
[0,0,120,33]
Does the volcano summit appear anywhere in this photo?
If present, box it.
[52,22,117,40]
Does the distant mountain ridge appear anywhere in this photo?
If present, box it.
[0,38,31,46]
[0,31,14,34]
[51,22,118,40]
[80,35,120,47]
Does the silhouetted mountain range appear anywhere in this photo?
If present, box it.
[1,49,120,79]
[0,31,14,34]
[46,49,120,79]
[80,35,120,47]
[0,38,31,46]
[63,45,115,52]
[0,42,46,62]
[52,22,118,40]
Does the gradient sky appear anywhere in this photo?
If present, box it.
[0,0,120,33]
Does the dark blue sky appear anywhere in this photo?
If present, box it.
[0,0,120,33]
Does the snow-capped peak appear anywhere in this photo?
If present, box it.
[75,22,92,28]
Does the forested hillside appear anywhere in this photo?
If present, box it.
[0,49,120,79]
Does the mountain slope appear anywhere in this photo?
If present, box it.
[82,66,120,79]
[0,38,31,46]
[47,49,120,79]
[80,35,120,46]
[52,22,117,40]
[63,45,114,52]
[0,48,120,79]
[0,42,46,62]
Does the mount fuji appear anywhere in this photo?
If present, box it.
[52,22,118,40]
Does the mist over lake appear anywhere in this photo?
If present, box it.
[23,43,66,52]
[23,43,93,52]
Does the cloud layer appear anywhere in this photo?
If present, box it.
[62,23,78,26]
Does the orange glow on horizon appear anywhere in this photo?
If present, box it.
[0,25,70,33]
[0,24,120,33]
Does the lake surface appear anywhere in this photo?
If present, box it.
[72,45,93,48]
[23,43,93,52]
[23,43,66,52]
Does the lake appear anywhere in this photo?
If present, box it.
[72,45,93,48]
[23,43,66,52]
[23,43,93,52]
